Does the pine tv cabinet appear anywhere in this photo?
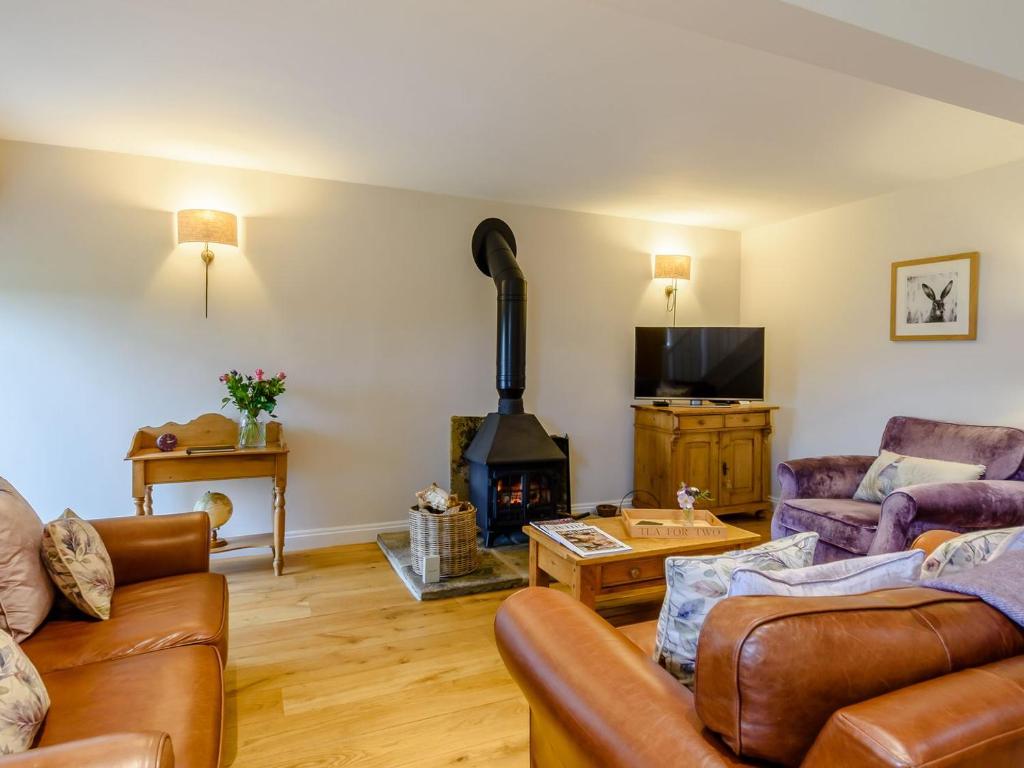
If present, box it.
[631,404,777,517]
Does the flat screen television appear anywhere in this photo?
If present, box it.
[634,327,765,401]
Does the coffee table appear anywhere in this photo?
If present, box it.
[523,516,761,608]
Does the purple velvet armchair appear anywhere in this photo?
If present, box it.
[772,416,1024,563]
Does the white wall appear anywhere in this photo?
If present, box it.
[0,140,740,546]
[740,158,1024,490]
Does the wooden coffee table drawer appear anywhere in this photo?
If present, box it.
[676,415,724,430]
[524,516,761,608]
[602,557,665,587]
[725,412,766,428]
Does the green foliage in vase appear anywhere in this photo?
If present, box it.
[219,369,287,419]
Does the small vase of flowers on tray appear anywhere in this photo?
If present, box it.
[676,482,713,524]
[219,369,287,448]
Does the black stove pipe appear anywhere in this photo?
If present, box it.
[472,218,526,415]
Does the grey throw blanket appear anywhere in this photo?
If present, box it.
[921,550,1024,627]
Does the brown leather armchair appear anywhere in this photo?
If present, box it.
[495,532,1024,767]
[1,733,174,768]
[8,512,227,768]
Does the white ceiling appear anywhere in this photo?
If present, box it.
[785,0,1024,82]
[3,0,1024,230]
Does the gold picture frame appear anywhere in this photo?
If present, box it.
[890,252,979,341]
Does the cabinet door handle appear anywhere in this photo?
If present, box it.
[722,462,729,476]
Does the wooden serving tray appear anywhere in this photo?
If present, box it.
[621,508,729,540]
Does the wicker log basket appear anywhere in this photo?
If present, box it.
[408,502,479,578]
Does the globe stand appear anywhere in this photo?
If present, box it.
[210,528,229,549]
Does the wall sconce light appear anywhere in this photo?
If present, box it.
[177,209,239,318]
[654,254,692,326]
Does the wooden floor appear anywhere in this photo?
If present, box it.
[216,513,772,767]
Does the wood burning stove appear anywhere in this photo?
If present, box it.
[468,431,570,546]
[465,219,570,546]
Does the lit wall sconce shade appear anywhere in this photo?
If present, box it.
[654,254,692,326]
[177,209,238,247]
[654,254,691,281]
[177,209,238,319]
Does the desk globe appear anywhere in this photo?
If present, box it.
[195,491,233,548]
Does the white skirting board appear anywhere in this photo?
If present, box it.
[212,499,625,556]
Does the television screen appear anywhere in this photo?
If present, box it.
[634,327,764,400]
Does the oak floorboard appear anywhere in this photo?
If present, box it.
[217,543,528,767]
[218,514,771,766]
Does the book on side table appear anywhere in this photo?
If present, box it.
[530,519,632,558]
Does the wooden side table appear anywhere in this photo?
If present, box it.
[125,413,289,575]
[523,517,761,608]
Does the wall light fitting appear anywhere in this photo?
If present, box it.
[654,254,691,326]
[177,209,238,318]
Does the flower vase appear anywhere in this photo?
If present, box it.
[238,412,267,449]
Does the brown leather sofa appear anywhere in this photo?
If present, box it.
[495,531,1024,767]
[4,512,227,768]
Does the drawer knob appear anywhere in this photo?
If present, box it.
[629,567,642,579]
[697,419,705,425]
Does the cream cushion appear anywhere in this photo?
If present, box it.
[0,627,49,754]
[0,477,55,641]
[41,509,115,621]
[653,532,818,688]
[730,549,924,597]
[854,450,985,503]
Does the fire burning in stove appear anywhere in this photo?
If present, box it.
[495,476,554,508]
[496,478,520,506]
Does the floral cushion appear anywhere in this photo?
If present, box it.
[0,628,49,754]
[921,527,1024,579]
[653,532,818,687]
[854,450,986,503]
[40,509,115,620]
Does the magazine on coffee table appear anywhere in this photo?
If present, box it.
[530,519,632,557]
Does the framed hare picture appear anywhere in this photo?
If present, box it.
[890,252,979,341]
